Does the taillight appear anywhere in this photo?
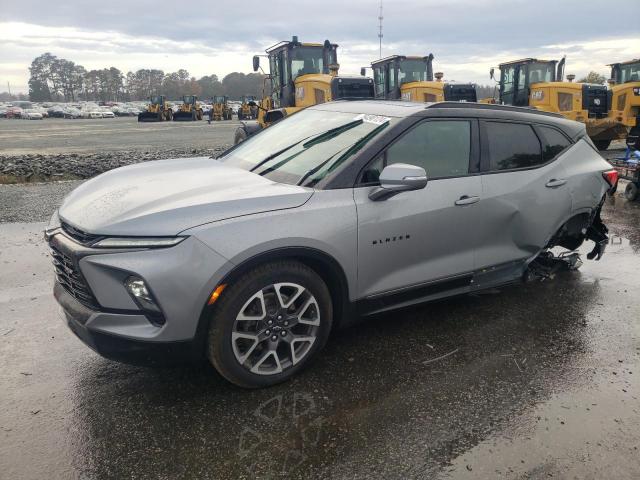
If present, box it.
[602,169,618,188]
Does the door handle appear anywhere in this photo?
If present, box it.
[454,195,480,206]
[545,178,567,188]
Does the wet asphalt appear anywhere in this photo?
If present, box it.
[1,191,639,479]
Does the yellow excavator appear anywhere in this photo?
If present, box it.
[137,95,173,122]
[237,95,258,120]
[234,36,375,144]
[607,59,640,149]
[173,95,204,121]
[363,54,477,103]
[489,58,627,150]
[211,95,233,121]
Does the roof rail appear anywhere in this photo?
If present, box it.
[426,101,564,118]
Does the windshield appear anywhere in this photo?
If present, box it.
[619,63,640,83]
[213,96,225,102]
[290,47,324,80]
[219,109,396,187]
[183,96,196,104]
[528,62,555,83]
[399,59,430,84]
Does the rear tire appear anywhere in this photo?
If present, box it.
[207,261,333,388]
[625,182,639,201]
[594,139,611,151]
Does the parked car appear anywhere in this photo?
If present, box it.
[21,109,43,120]
[63,107,83,119]
[48,107,67,118]
[47,101,615,388]
[100,109,115,118]
[5,106,23,119]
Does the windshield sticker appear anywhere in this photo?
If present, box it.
[353,114,391,125]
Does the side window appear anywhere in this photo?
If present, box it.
[360,120,471,184]
[389,65,397,90]
[537,126,572,161]
[373,66,385,97]
[502,66,515,94]
[485,122,543,170]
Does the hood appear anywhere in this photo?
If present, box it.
[59,157,313,236]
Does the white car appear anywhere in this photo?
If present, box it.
[100,110,115,118]
[21,109,43,120]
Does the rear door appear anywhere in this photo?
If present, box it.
[475,120,572,270]
[354,118,482,299]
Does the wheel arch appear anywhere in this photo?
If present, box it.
[193,247,353,356]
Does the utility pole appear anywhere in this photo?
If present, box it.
[378,0,383,59]
[7,81,11,96]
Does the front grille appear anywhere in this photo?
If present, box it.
[50,243,99,309]
[61,222,102,246]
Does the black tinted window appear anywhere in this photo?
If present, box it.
[537,126,571,161]
[486,122,542,170]
[386,120,471,178]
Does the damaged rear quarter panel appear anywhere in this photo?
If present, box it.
[476,159,571,270]
[561,138,611,212]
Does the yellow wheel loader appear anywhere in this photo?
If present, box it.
[608,59,640,149]
[364,55,477,103]
[490,58,627,150]
[237,95,258,120]
[137,95,173,122]
[173,95,204,121]
[233,36,375,144]
[211,95,233,121]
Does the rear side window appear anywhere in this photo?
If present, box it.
[485,122,542,171]
[537,126,572,161]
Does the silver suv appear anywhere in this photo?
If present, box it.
[47,101,616,388]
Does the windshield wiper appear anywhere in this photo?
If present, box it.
[297,121,390,187]
[251,119,364,175]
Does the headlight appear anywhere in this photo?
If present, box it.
[92,237,186,248]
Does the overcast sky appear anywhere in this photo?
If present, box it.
[1,0,639,94]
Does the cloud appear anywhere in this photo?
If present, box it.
[1,0,639,93]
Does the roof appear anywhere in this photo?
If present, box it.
[498,58,556,67]
[310,100,427,117]
[608,59,640,67]
[371,55,432,66]
[266,40,337,54]
[307,100,583,137]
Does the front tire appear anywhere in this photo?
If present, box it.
[207,261,333,388]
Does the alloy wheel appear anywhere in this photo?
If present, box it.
[231,283,321,375]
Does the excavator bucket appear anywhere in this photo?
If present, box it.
[137,110,163,122]
[173,109,197,121]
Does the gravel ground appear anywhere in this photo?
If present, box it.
[0,117,236,182]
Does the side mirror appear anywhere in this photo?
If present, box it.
[489,67,495,80]
[253,56,260,72]
[369,163,428,201]
[360,67,366,76]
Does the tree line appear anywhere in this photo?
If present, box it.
[27,53,266,102]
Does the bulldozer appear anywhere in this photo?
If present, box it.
[607,59,640,149]
[173,95,204,121]
[237,95,258,120]
[489,58,627,150]
[233,36,375,144]
[364,55,477,103]
[137,95,173,122]
[211,95,233,121]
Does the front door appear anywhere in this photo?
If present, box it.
[354,119,482,299]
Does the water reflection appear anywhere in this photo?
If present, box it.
[69,268,604,479]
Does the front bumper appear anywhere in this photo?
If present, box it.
[48,227,233,364]
[55,282,199,366]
